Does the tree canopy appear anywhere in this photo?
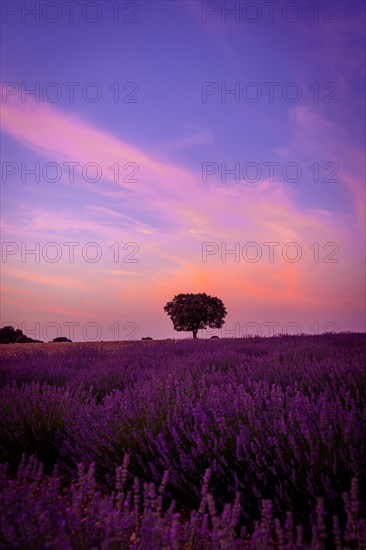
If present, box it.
[164,293,227,339]
[0,326,43,344]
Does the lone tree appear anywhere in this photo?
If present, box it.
[164,293,227,339]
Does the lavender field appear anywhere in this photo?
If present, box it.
[0,333,365,549]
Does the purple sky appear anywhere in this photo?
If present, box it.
[1,1,365,341]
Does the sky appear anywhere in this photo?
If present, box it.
[0,0,365,341]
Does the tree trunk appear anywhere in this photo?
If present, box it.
[193,329,198,339]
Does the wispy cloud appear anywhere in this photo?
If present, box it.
[3,269,89,291]
[1,90,364,332]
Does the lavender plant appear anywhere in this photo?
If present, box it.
[0,333,365,547]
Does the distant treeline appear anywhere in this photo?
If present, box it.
[0,326,71,344]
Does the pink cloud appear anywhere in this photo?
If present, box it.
[1,91,364,334]
[4,269,89,291]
